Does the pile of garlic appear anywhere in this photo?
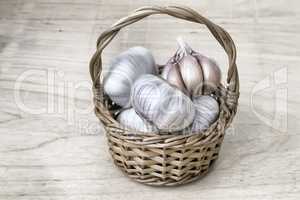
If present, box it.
[103,38,221,134]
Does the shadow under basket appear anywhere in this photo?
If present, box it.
[89,6,239,186]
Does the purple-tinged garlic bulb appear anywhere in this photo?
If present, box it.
[161,38,221,96]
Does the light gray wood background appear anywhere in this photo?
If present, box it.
[0,0,299,199]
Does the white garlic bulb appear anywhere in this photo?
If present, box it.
[191,96,219,132]
[103,46,157,107]
[131,74,196,132]
[161,38,221,96]
[117,108,158,133]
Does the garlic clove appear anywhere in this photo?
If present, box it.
[176,38,204,96]
[194,54,221,95]
[162,62,189,95]
[178,54,204,96]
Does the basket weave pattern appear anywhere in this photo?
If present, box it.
[89,6,239,186]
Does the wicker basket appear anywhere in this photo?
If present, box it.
[89,6,239,186]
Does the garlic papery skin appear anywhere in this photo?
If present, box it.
[194,54,221,95]
[161,60,189,95]
[103,46,157,107]
[191,95,219,133]
[117,108,158,133]
[131,74,196,132]
[161,38,221,96]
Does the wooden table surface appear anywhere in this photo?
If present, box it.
[0,0,299,199]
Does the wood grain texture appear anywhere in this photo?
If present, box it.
[0,0,299,199]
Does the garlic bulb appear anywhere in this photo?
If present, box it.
[103,46,157,107]
[161,38,221,96]
[131,74,196,132]
[117,108,158,133]
[191,96,219,132]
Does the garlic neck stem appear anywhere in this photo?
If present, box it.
[176,37,193,55]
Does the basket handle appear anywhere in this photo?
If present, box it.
[89,5,239,124]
